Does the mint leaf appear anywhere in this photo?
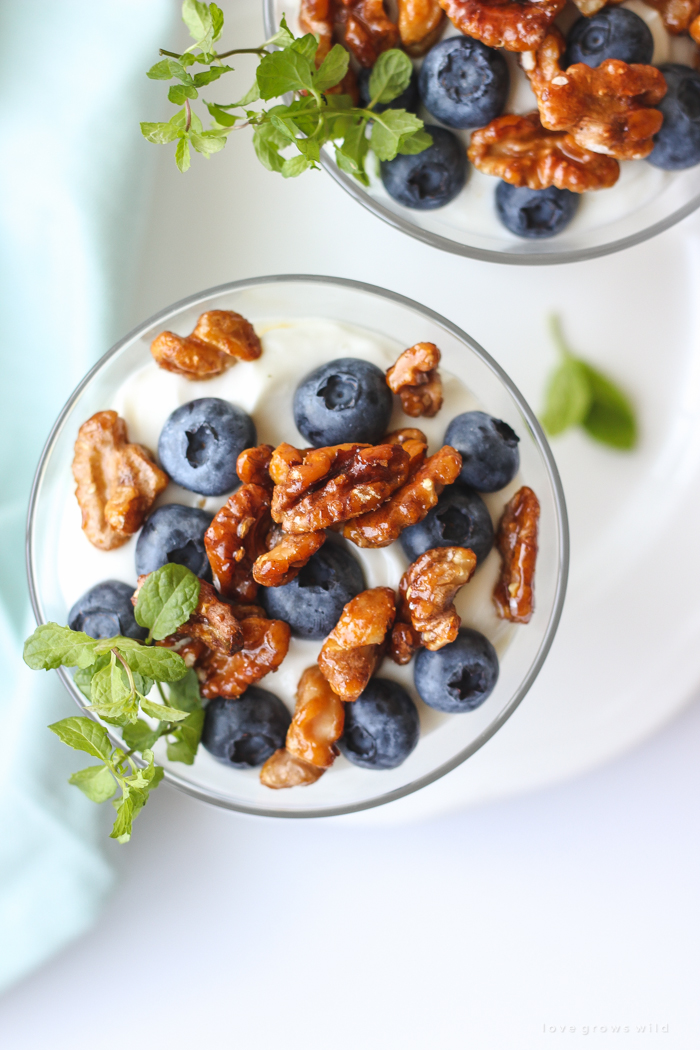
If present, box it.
[111,795,134,842]
[314,43,349,94]
[581,364,637,450]
[541,355,591,436]
[49,717,112,761]
[204,101,239,126]
[24,624,98,671]
[147,59,177,80]
[89,661,139,724]
[193,65,232,87]
[397,128,432,155]
[141,120,183,144]
[281,154,311,177]
[169,83,198,104]
[73,654,110,700]
[121,719,161,752]
[253,122,287,172]
[167,669,202,712]
[134,564,200,640]
[370,109,423,161]
[166,708,205,765]
[175,136,191,172]
[336,118,370,183]
[368,50,412,105]
[257,48,315,99]
[190,130,228,156]
[118,645,186,682]
[210,3,224,42]
[264,15,294,49]
[140,697,191,723]
[182,0,213,46]
[69,765,116,804]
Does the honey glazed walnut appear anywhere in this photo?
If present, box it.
[270,441,411,534]
[386,343,444,418]
[286,665,346,769]
[522,29,667,161]
[72,411,168,551]
[197,615,291,699]
[493,485,540,624]
[398,0,446,55]
[643,0,700,33]
[468,112,620,191]
[204,481,272,602]
[299,0,399,67]
[140,577,245,655]
[252,530,327,587]
[438,0,565,52]
[260,748,325,789]
[398,546,477,650]
[318,586,396,701]
[150,309,262,380]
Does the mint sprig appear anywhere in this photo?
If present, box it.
[24,564,206,843]
[541,316,637,451]
[141,3,430,182]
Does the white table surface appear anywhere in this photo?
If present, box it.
[3,2,700,1044]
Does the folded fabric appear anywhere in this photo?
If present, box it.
[0,0,173,993]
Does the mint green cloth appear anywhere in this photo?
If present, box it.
[0,0,173,992]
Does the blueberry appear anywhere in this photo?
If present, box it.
[566,9,653,68]
[419,37,509,129]
[648,64,700,171]
[400,483,494,564]
[358,65,419,113]
[381,125,467,210]
[68,580,146,640]
[135,504,212,578]
[495,182,579,238]
[414,628,499,713]
[201,687,291,768]
[339,678,420,769]
[293,357,392,447]
[261,542,365,639]
[445,411,520,493]
[158,398,256,497]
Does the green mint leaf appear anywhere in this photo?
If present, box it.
[111,794,134,842]
[166,705,205,765]
[182,0,213,45]
[134,564,200,640]
[204,101,238,126]
[313,43,349,94]
[147,59,176,80]
[192,64,233,87]
[24,624,98,671]
[257,48,315,99]
[540,356,592,436]
[281,154,311,177]
[121,718,161,752]
[294,137,321,162]
[253,122,287,172]
[119,645,186,683]
[141,120,182,144]
[397,127,432,155]
[234,81,261,106]
[89,661,139,725]
[176,136,191,172]
[69,764,116,804]
[169,83,198,104]
[291,33,321,62]
[167,668,202,712]
[368,49,412,105]
[210,3,224,42]
[264,15,294,49]
[335,119,370,184]
[149,59,194,85]
[190,130,227,156]
[73,654,110,700]
[370,109,423,161]
[580,364,637,450]
[166,738,197,764]
[140,696,191,723]
[49,717,113,760]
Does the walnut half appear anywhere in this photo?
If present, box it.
[150,309,262,379]
[398,546,477,651]
[72,411,168,551]
[318,587,396,701]
[386,342,444,418]
[493,486,540,624]
[439,0,565,52]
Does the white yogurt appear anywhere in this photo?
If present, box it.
[56,318,518,742]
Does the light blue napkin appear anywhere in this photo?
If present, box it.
[0,0,173,992]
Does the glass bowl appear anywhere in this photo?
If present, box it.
[26,275,568,817]
[263,0,700,265]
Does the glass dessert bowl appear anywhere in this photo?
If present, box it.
[263,0,700,264]
[27,275,568,817]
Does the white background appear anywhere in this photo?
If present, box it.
[2,1,700,1045]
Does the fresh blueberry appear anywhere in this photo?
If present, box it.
[358,65,419,113]
[201,687,291,768]
[135,504,212,578]
[445,411,520,493]
[648,64,700,171]
[293,357,392,447]
[419,36,509,129]
[68,580,146,640]
[495,182,578,238]
[566,9,653,68]
[381,125,467,210]
[158,397,256,496]
[261,541,365,639]
[414,628,499,713]
[400,483,494,565]
[339,678,420,769]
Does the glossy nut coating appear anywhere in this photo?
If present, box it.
[386,342,444,418]
[439,0,565,52]
[150,309,261,379]
[317,586,396,701]
[493,485,540,623]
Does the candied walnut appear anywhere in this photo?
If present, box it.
[318,587,396,701]
[385,427,428,446]
[158,636,209,668]
[150,309,262,379]
[72,410,168,551]
[236,444,274,488]
[260,749,325,789]
[336,0,400,67]
[300,0,334,62]
[286,666,345,769]
[270,441,411,534]
[141,578,244,656]
[344,445,462,549]
[400,546,477,650]
[523,29,666,160]
[468,112,620,191]
[252,531,327,587]
[493,486,540,624]
[439,0,565,52]
[198,616,291,698]
[204,484,272,602]
[386,342,444,418]
[643,0,700,32]
[388,619,423,665]
[692,11,700,40]
[398,0,446,55]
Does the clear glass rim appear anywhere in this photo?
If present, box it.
[25,274,570,818]
[262,0,700,266]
